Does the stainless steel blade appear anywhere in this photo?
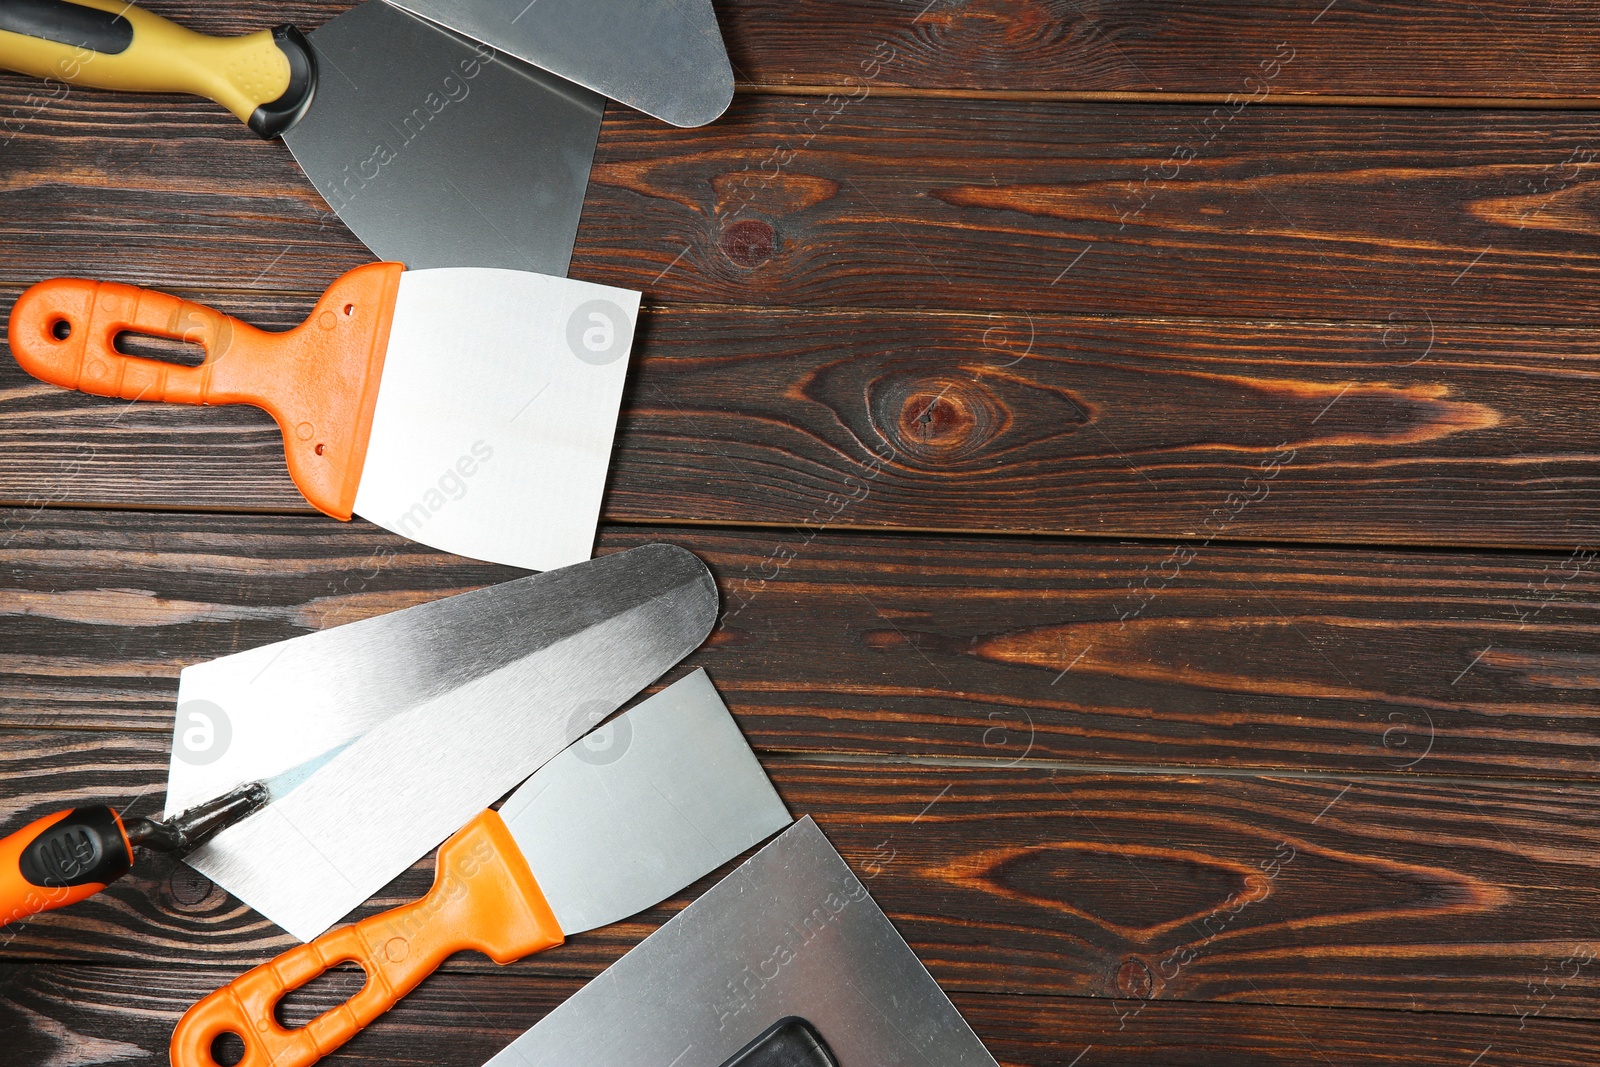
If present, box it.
[483,818,998,1067]
[351,268,639,572]
[385,0,734,127]
[503,669,789,935]
[167,543,704,818]
[167,544,718,941]
[288,0,604,273]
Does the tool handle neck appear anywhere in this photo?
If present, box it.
[0,0,315,133]
[7,263,404,519]
[248,26,316,138]
[0,806,134,928]
[169,810,564,1067]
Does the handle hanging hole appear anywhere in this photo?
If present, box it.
[315,443,326,455]
[343,304,355,316]
[50,319,71,341]
[273,959,368,1031]
[114,332,206,367]
[210,1031,246,1067]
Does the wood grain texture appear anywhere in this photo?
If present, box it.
[959,993,1600,1067]
[577,101,1600,325]
[3,0,1596,1061]
[6,296,1600,547]
[22,0,1600,101]
[6,511,1600,778]
[7,89,1600,325]
[723,0,1600,101]
[6,737,1600,1019]
[5,966,1596,1067]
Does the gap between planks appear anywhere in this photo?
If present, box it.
[737,81,1600,111]
[6,504,1600,559]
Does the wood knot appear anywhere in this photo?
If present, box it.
[719,219,776,268]
[167,867,216,909]
[880,377,999,463]
[1116,957,1155,999]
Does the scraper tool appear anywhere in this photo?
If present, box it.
[0,0,603,273]
[164,543,719,942]
[170,670,791,1067]
[9,264,639,571]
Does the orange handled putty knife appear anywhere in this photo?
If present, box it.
[0,782,265,929]
[8,264,639,571]
[169,669,791,1067]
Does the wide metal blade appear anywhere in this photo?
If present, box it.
[385,0,734,127]
[351,268,639,572]
[167,544,717,941]
[288,0,604,273]
[504,669,788,935]
[483,818,999,1067]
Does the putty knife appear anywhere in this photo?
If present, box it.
[9,263,639,571]
[164,543,719,941]
[481,817,999,1067]
[0,0,603,273]
[388,0,736,126]
[169,669,790,1067]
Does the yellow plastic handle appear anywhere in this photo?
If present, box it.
[0,0,311,133]
[170,811,565,1067]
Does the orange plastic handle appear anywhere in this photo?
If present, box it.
[170,810,563,1067]
[0,808,130,928]
[6,263,404,520]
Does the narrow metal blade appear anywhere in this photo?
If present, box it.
[385,0,734,127]
[165,543,702,818]
[483,819,999,1067]
[288,0,604,273]
[503,669,789,935]
[351,268,639,572]
[168,544,718,941]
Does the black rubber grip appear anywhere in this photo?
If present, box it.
[0,0,134,54]
[248,25,318,139]
[718,1018,839,1067]
[19,806,133,888]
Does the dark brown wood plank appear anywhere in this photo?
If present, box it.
[577,101,1600,325]
[7,91,1600,325]
[6,965,1594,1067]
[6,296,1600,547]
[6,739,1600,1019]
[6,511,1600,778]
[33,0,1600,101]
[725,0,1600,101]
[958,993,1597,1067]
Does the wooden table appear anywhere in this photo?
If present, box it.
[5,2,1600,1063]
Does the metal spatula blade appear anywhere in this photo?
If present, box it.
[289,0,605,272]
[385,0,735,126]
[167,543,718,941]
[502,668,790,934]
[483,819,1000,1067]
